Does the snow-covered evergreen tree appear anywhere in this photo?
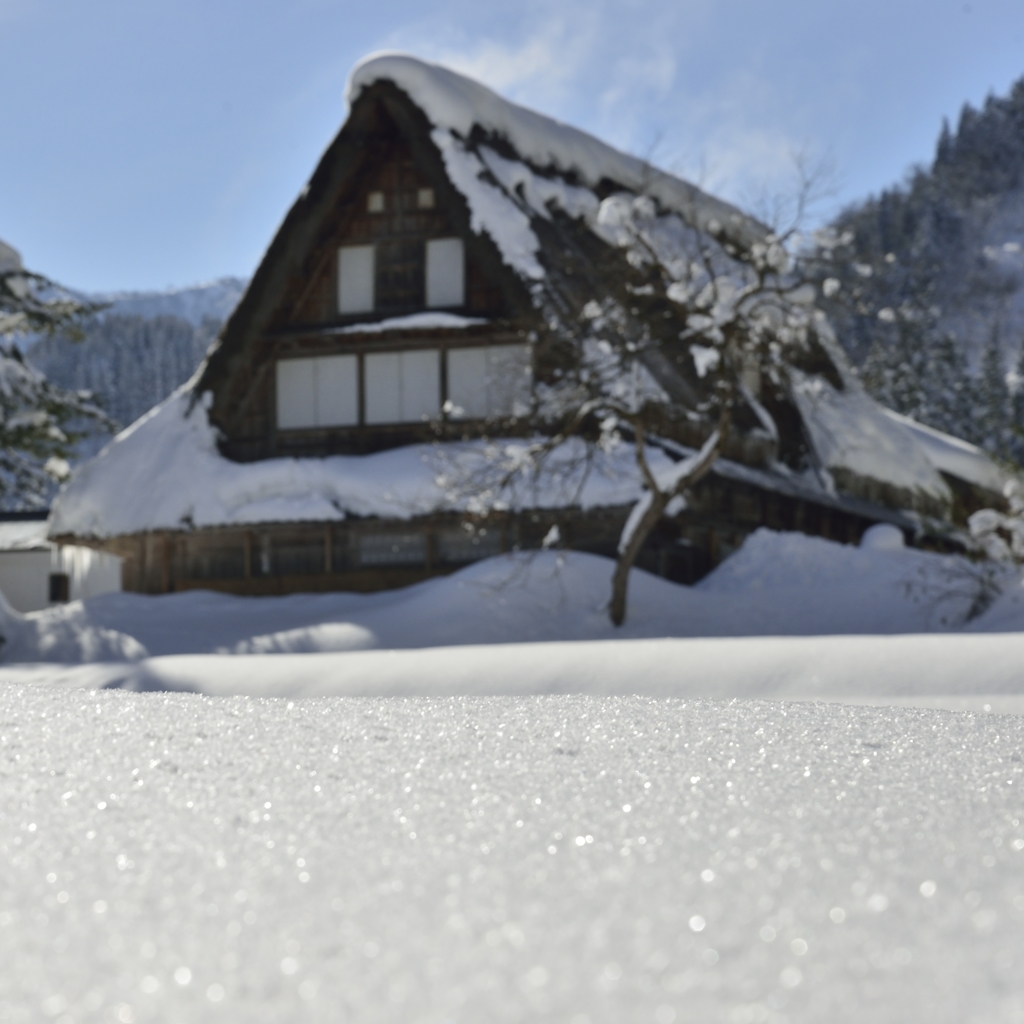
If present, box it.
[976,330,1012,457]
[28,313,221,429]
[0,241,111,509]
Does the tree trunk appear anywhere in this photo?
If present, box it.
[609,490,670,626]
[608,421,726,627]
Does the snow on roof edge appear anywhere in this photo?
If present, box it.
[48,389,675,541]
[882,408,1009,494]
[0,520,51,551]
[52,378,938,545]
[331,312,488,335]
[789,370,952,508]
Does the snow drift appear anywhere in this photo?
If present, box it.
[7,528,1017,664]
[2,689,1020,1022]
[4,529,1024,709]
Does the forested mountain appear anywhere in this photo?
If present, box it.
[815,77,1024,466]
[26,278,245,433]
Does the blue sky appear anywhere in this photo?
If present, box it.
[2,0,1023,293]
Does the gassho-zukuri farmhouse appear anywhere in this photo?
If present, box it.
[47,53,1011,596]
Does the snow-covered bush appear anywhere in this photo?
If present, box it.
[969,485,1024,563]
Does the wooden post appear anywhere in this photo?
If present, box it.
[160,534,171,594]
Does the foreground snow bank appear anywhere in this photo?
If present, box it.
[0,688,1021,1023]
[7,633,1024,710]
[6,530,1019,665]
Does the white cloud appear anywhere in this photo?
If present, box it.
[375,0,831,217]
[394,12,604,111]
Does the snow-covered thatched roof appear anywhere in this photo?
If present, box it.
[882,409,1010,494]
[49,55,1010,541]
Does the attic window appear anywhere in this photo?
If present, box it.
[277,355,359,429]
[367,191,385,213]
[338,244,375,314]
[425,238,465,308]
[417,188,435,210]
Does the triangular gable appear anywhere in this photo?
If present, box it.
[197,80,533,433]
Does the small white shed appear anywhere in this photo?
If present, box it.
[0,514,122,613]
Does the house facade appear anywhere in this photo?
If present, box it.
[47,55,1008,596]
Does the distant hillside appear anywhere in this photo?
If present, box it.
[817,78,1024,464]
[91,277,247,328]
[26,278,246,432]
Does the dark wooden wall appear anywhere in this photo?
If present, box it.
[92,474,880,598]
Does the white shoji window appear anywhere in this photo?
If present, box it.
[425,238,465,308]
[276,355,359,430]
[364,348,441,424]
[337,244,375,314]
[446,345,532,420]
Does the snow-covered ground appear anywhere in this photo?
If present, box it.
[3,530,1024,1021]
[3,528,1024,710]
[4,527,1018,661]
[1,689,1021,1024]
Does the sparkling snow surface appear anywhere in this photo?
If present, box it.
[1,689,1022,1024]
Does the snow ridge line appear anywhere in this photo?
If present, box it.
[6,633,1024,706]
